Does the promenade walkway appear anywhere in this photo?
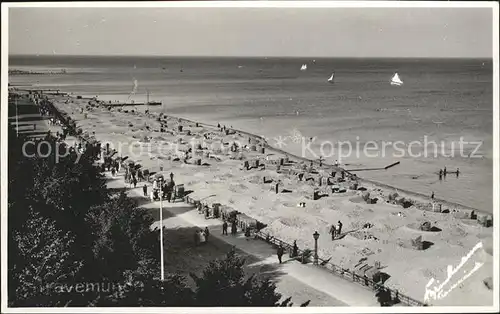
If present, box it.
[106,172,379,307]
[7,93,61,138]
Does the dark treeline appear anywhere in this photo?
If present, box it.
[7,121,309,307]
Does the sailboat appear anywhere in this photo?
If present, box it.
[300,64,307,71]
[327,72,335,84]
[390,72,404,86]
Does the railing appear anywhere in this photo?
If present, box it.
[254,230,426,307]
[187,193,428,307]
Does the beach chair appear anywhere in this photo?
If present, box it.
[173,184,185,202]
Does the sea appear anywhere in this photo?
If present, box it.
[8,55,494,213]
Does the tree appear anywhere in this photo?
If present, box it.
[85,192,159,280]
[7,116,307,307]
[9,207,83,307]
[191,248,310,306]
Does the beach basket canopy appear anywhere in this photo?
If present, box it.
[154,173,164,179]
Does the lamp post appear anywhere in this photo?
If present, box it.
[158,177,165,281]
[313,231,319,265]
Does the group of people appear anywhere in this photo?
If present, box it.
[124,164,141,187]
[329,220,343,240]
[221,219,238,236]
[276,240,299,264]
[34,94,70,141]
[194,227,210,246]
[149,173,176,202]
[103,157,122,178]
[438,166,460,180]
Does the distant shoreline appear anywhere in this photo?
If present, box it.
[8,54,494,62]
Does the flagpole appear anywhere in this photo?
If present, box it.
[159,178,165,281]
[15,98,19,137]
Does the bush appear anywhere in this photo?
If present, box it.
[190,248,309,306]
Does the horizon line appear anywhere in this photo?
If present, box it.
[8,54,493,60]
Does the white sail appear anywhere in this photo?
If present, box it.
[391,72,403,86]
[300,64,307,71]
[328,72,335,83]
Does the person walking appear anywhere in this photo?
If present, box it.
[166,190,172,203]
[194,230,200,246]
[292,240,298,258]
[456,168,460,178]
[204,227,210,242]
[143,184,148,197]
[111,167,116,177]
[431,191,435,199]
[199,229,206,245]
[222,220,228,235]
[277,245,284,264]
[231,221,237,235]
[337,220,343,237]
[329,224,337,240]
[132,177,138,188]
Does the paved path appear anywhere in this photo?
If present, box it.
[7,93,60,138]
[107,172,379,307]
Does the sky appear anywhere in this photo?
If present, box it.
[8,6,494,58]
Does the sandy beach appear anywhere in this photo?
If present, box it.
[28,90,492,307]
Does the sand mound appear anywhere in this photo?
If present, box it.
[349,196,365,203]
[348,230,379,241]
[228,183,249,193]
[279,216,307,228]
